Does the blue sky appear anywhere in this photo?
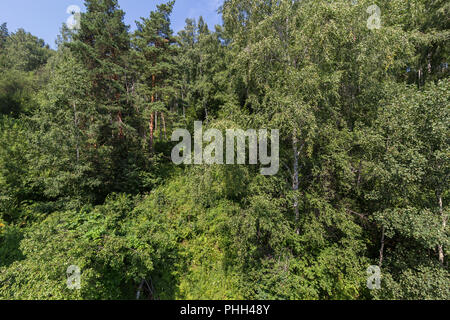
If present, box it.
[0,0,222,48]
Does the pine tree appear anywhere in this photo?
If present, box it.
[177,18,197,119]
[2,28,51,71]
[132,1,178,153]
[67,0,144,197]
[177,17,228,122]
[0,23,8,50]
[69,0,130,138]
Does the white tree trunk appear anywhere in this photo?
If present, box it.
[438,193,446,264]
[73,102,79,163]
[293,129,299,235]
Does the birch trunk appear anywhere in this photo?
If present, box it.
[293,128,299,235]
[161,112,167,140]
[438,193,446,264]
[149,112,154,153]
[73,102,79,163]
[379,226,385,267]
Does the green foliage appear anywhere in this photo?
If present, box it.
[0,0,448,300]
[0,70,39,117]
[0,117,35,223]
[177,17,229,121]
[0,194,178,300]
[359,79,450,299]
[1,28,51,72]
[0,26,49,117]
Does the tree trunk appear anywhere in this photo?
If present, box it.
[438,192,446,264]
[418,68,422,89]
[73,103,79,163]
[357,160,362,189]
[204,100,208,123]
[182,91,186,119]
[379,226,385,267]
[117,111,124,138]
[136,280,144,300]
[149,112,154,153]
[293,128,299,235]
[155,111,158,137]
[149,73,156,152]
[161,112,167,140]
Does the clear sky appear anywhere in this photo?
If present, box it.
[0,0,223,48]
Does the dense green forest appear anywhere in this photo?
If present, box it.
[0,0,448,300]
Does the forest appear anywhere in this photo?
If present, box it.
[0,0,448,300]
